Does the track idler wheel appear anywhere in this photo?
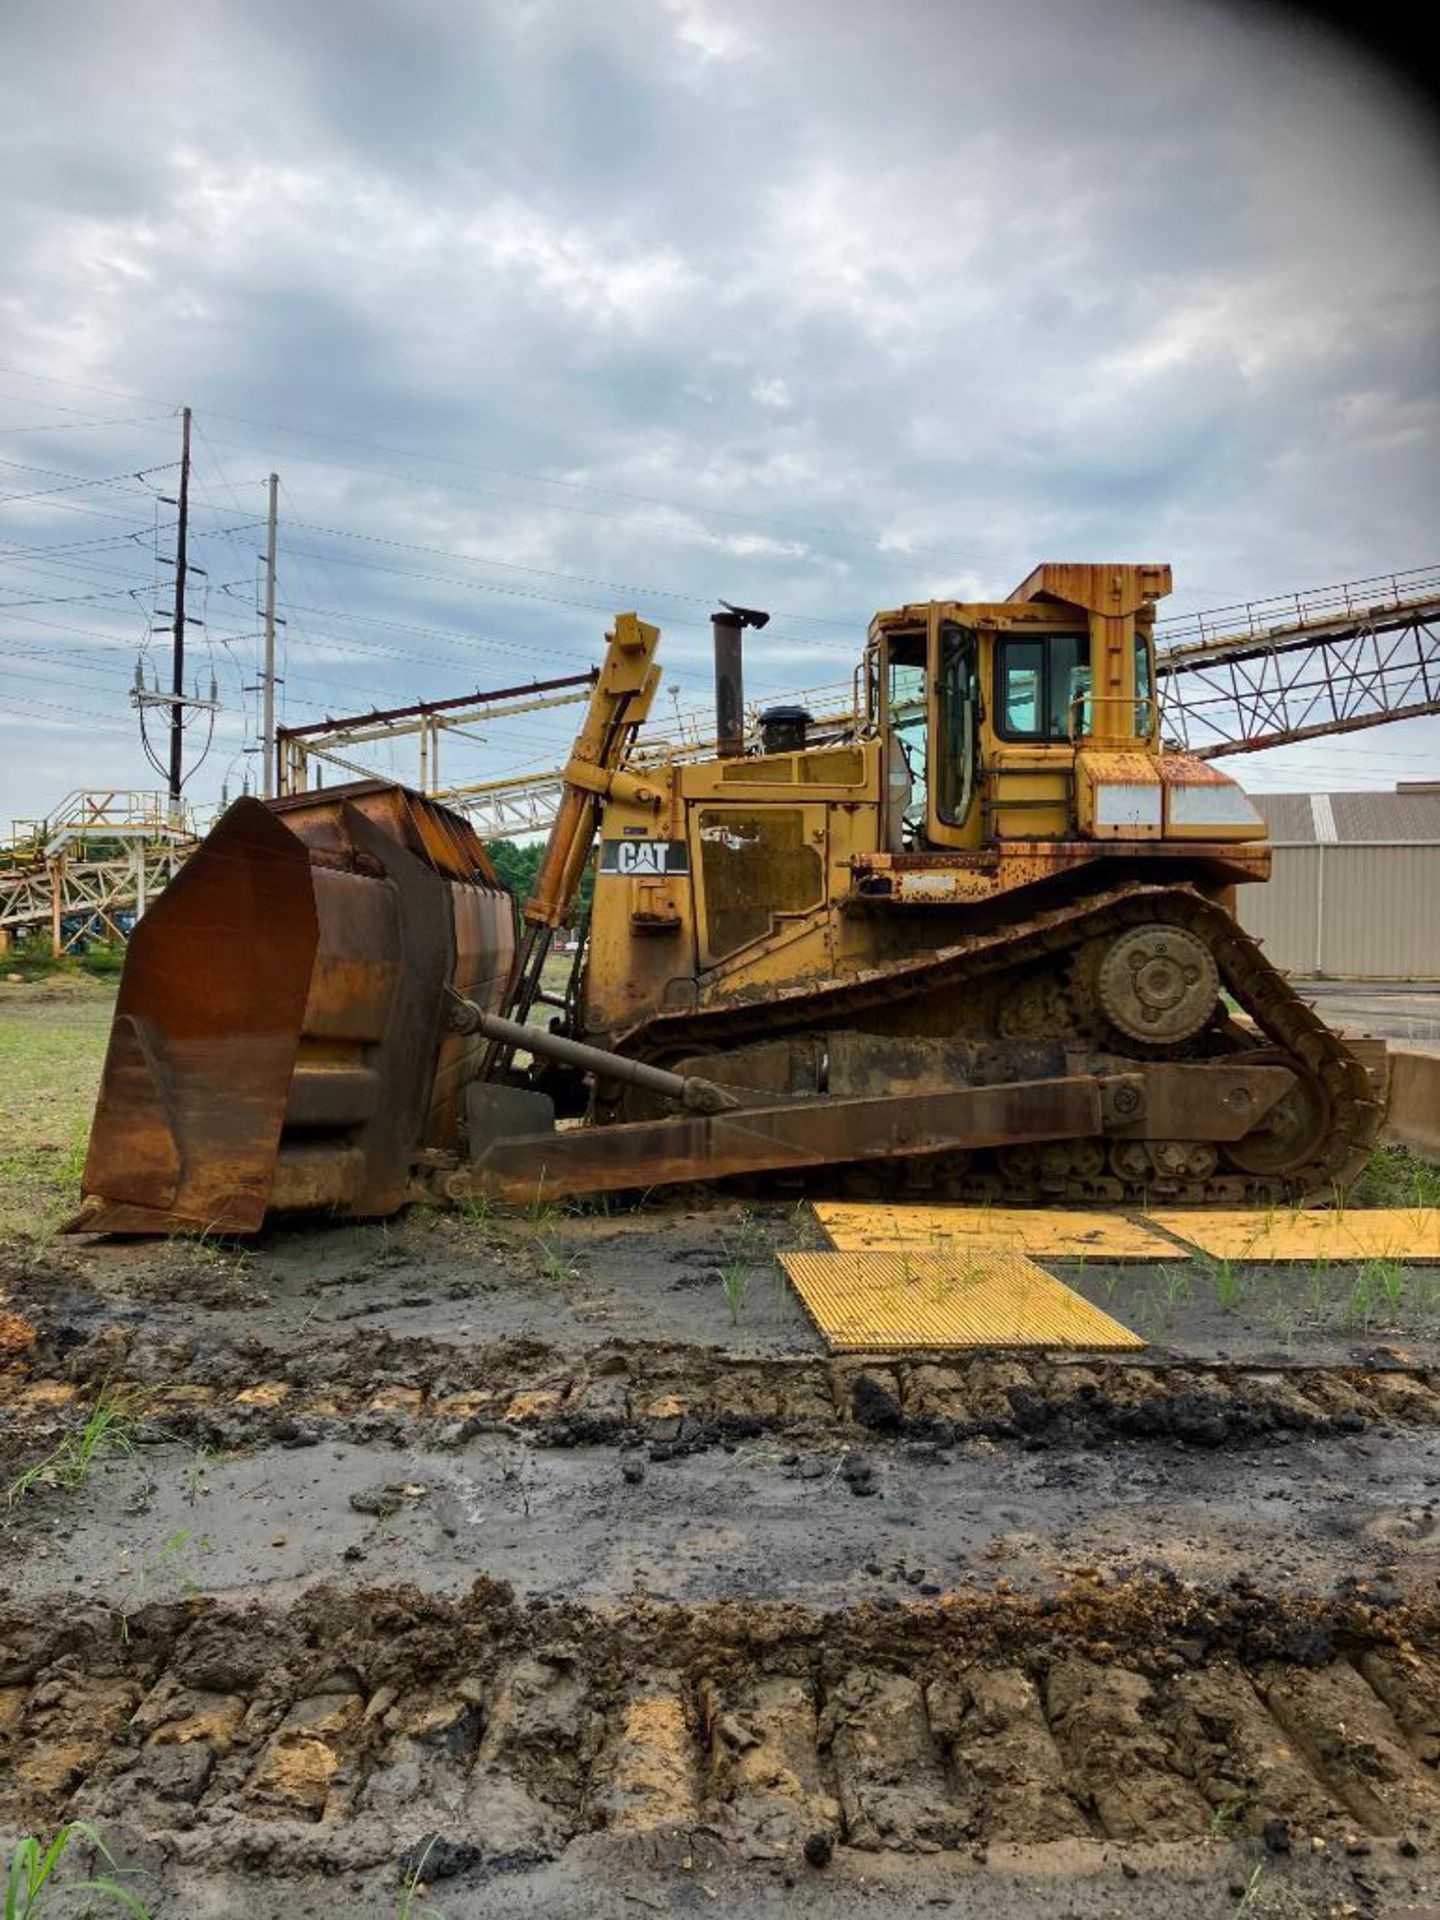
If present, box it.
[1084,925,1220,1047]
[1222,1075,1331,1178]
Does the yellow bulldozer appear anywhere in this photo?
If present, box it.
[70,561,1382,1235]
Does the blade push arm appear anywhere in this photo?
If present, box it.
[502,613,663,1034]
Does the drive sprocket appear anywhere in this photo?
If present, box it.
[1086,924,1220,1047]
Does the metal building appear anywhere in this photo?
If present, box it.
[1239,782,1440,980]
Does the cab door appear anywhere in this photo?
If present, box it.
[926,620,983,849]
[879,627,929,853]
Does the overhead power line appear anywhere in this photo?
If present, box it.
[0,363,982,576]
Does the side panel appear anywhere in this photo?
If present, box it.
[689,802,830,974]
[1074,750,1164,840]
[1160,753,1268,841]
[983,748,1074,839]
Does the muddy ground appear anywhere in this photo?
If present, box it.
[6,977,1440,1915]
[6,1198,1440,1919]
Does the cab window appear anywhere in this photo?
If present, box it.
[995,632,1090,741]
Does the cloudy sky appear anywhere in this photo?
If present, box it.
[1,0,1437,829]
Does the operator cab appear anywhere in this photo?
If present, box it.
[866,564,1166,852]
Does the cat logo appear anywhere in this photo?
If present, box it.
[598,838,689,877]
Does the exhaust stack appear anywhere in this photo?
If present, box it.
[711,601,769,759]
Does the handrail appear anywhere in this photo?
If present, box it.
[1155,564,1440,657]
[2,789,199,864]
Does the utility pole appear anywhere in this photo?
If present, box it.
[262,472,279,798]
[166,406,192,812]
[131,405,218,806]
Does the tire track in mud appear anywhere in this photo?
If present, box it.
[4,1322,1439,1467]
[2,1580,1440,1871]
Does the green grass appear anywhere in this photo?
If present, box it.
[1351,1145,1440,1211]
[524,1190,562,1231]
[718,1255,751,1325]
[1373,1254,1406,1320]
[120,1528,212,1644]
[1210,1257,1244,1314]
[4,1820,153,1917]
[1231,1860,1313,1915]
[0,976,114,1247]
[1189,1252,1440,1343]
[714,1210,767,1325]
[0,937,127,983]
[1339,1256,1413,1334]
[1206,1798,1245,1838]
[397,1837,445,1920]
[4,1384,149,1511]
[1160,1264,1192,1313]
[536,1239,571,1285]
[455,1190,496,1229]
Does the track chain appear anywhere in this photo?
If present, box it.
[612,884,1382,1205]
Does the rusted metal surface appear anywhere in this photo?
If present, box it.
[65,558,1402,1235]
[1101,1063,1294,1140]
[1383,1046,1440,1164]
[848,840,1270,904]
[448,1075,1118,1203]
[606,883,1379,1204]
[667,1029,1292,1145]
[73,801,320,1234]
[1158,753,1268,840]
[70,782,516,1236]
[1089,925,1220,1045]
[448,998,742,1115]
[1006,562,1173,618]
[712,609,746,761]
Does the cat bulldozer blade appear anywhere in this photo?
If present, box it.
[70,563,1385,1235]
[69,785,515,1234]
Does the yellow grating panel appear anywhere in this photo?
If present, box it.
[813,1201,1176,1261]
[1148,1208,1440,1264]
[780,1250,1146,1354]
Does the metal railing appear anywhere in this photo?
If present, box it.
[1155,564,1440,658]
[1156,572,1440,757]
[4,790,197,864]
[0,790,199,947]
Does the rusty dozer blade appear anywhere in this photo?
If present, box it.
[69,782,516,1236]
